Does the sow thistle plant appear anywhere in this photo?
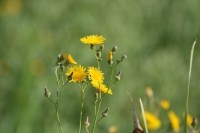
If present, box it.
[44,35,127,133]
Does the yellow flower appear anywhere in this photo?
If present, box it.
[88,67,104,83]
[145,111,162,130]
[186,114,193,126]
[108,126,118,133]
[66,65,87,82]
[168,111,180,132]
[145,86,153,98]
[67,54,77,65]
[91,81,112,94]
[80,35,105,45]
[160,100,170,110]
[108,51,113,60]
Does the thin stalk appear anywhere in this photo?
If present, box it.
[92,49,100,69]
[78,84,85,133]
[139,98,148,133]
[90,99,103,133]
[184,39,197,133]
[54,68,64,133]
[55,104,64,133]
[96,117,104,123]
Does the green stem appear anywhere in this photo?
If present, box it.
[96,117,104,123]
[92,49,100,69]
[55,103,64,133]
[90,99,103,133]
[78,86,84,133]
[54,69,64,133]
[184,39,196,133]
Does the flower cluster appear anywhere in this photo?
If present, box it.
[45,35,127,133]
[142,86,195,133]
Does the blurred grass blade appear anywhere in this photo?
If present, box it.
[139,98,148,133]
[184,39,197,133]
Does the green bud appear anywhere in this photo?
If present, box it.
[44,87,51,97]
[102,108,109,117]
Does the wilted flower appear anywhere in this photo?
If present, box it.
[84,116,90,128]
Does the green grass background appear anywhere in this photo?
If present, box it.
[0,0,200,132]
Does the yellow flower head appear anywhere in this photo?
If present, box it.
[66,65,87,82]
[80,35,106,45]
[187,114,193,126]
[168,111,180,132]
[67,54,77,65]
[91,81,112,94]
[145,111,162,130]
[108,51,113,60]
[160,100,170,110]
[88,67,104,83]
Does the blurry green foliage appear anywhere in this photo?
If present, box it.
[0,0,200,132]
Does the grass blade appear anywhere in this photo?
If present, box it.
[184,39,197,133]
[139,98,148,133]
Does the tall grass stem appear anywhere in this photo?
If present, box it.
[184,39,197,133]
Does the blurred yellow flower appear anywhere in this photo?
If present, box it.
[66,65,87,82]
[80,35,105,45]
[145,86,153,98]
[67,54,77,65]
[88,67,104,83]
[91,81,112,94]
[168,111,180,132]
[145,111,162,130]
[108,126,118,133]
[0,0,22,16]
[108,51,113,60]
[187,114,193,126]
[160,100,170,110]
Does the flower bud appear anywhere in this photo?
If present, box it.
[55,54,67,65]
[102,108,109,117]
[90,44,95,50]
[96,51,101,58]
[146,86,153,98]
[191,117,198,128]
[107,60,113,65]
[84,116,90,128]
[112,46,117,53]
[44,87,51,97]
[99,45,104,51]
[115,71,122,81]
[108,51,113,60]
[121,55,127,61]
[98,58,102,62]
